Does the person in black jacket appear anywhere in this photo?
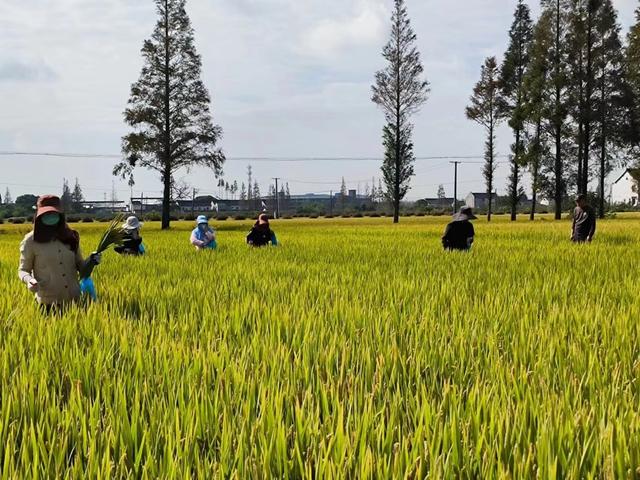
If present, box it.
[246,214,278,247]
[571,194,596,243]
[115,216,145,256]
[442,206,477,251]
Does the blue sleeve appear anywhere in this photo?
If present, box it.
[271,232,278,246]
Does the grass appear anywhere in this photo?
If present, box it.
[1,215,639,478]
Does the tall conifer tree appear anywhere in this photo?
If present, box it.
[372,0,429,223]
[466,57,504,222]
[114,0,225,229]
[500,0,533,221]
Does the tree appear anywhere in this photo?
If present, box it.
[500,0,533,221]
[171,179,192,200]
[253,181,261,208]
[113,0,225,229]
[71,178,84,212]
[377,178,386,203]
[61,179,73,210]
[522,10,554,220]
[4,188,11,205]
[247,165,253,201]
[466,57,504,222]
[340,177,348,210]
[567,0,600,195]
[592,0,627,217]
[437,184,446,200]
[372,0,429,223]
[232,180,239,200]
[625,4,640,154]
[240,182,247,203]
[542,0,572,219]
[15,194,38,209]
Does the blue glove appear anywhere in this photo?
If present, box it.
[80,277,97,301]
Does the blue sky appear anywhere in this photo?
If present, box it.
[0,0,637,201]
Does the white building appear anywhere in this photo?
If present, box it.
[611,169,640,206]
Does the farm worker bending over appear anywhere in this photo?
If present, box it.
[246,214,278,247]
[442,206,477,251]
[115,216,145,255]
[18,195,101,310]
[571,194,596,243]
[191,215,217,250]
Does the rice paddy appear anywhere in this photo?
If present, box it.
[0,215,639,478]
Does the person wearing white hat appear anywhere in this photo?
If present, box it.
[115,216,145,256]
[191,215,217,250]
[442,206,477,251]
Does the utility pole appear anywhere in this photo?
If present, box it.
[272,177,280,219]
[191,188,196,216]
[450,161,460,214]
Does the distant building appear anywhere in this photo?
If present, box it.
[80,200,129,214]
[418,198,454,209]
[465,192,497,210]
[611,168,640,206]
[175,195,220,213]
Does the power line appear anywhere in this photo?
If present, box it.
[0,151,511,162]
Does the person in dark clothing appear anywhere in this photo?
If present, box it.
[571,194,596,243]
[246,214,278,247]
[442,206,477,251]
[115,216,145,255]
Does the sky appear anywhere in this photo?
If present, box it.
[0,0,637,202]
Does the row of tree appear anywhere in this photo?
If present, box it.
[112,0,640,228]
[467,0,640,221]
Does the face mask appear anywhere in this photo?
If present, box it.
[41,213,61,226]
[198,224,208,231]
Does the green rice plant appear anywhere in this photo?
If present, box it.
[0,215,639,478]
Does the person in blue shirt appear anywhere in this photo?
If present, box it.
[191,215,217,250]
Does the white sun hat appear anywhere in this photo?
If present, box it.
[122,216,143,231]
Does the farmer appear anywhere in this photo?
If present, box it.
[442,206,477,251]
[571,194,596,243]
[18,195,101,310]
[114,216,145,256]
[191,215,217,250]
[246,214,278,247]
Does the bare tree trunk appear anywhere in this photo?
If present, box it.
[530,119,541,221]
[583,14,594,196]
[488,123,494,223]
[554,0,563,220]
[599,79,606,219]
[162,0,172,230]
[511,128,520,221]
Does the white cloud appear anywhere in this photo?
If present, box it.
[0,59,57,82]
[300,0,387,59]
[0,0,638,200]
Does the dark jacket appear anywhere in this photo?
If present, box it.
[246,224,276,247]
[442,220,475,251]
[572,206,596,242]
[115,232,143,255]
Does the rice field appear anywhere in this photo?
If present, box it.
[1,215,639,478]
